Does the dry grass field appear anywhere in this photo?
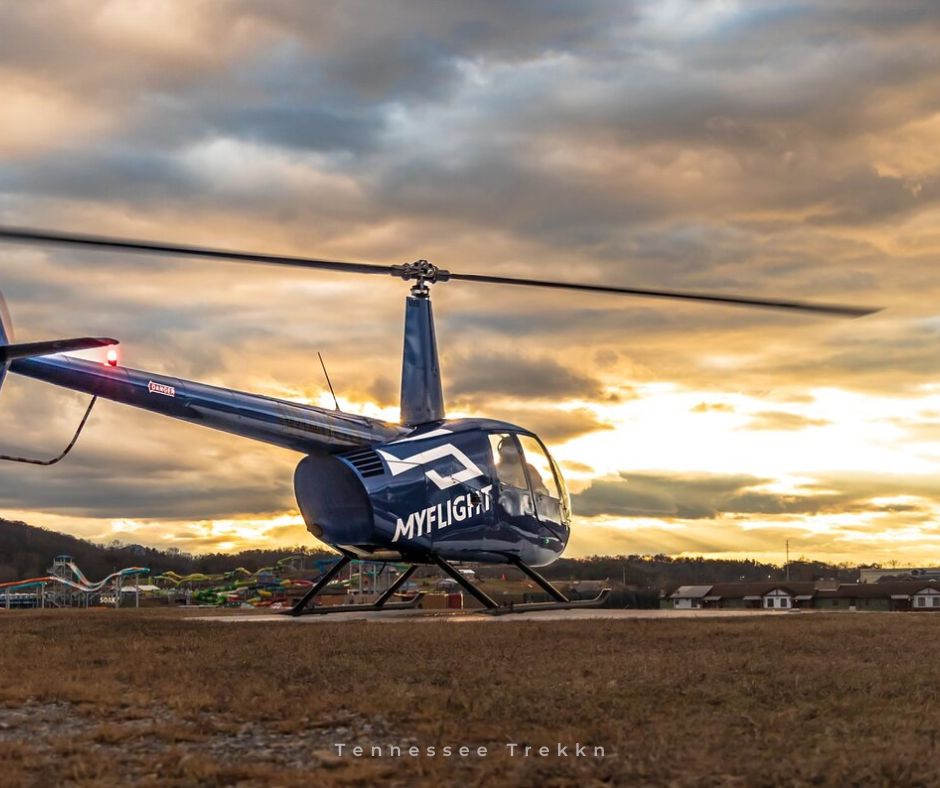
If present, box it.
[0,610,939,786]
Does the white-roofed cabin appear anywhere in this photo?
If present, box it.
[912,586,940,611]
[763,588,794,610]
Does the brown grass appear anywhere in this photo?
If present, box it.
[1,610,939,786]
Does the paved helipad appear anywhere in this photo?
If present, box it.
[193,607,791,624]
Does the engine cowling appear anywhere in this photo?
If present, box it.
[293,453,374,544]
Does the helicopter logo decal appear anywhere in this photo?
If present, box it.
[376,442,484,490]
[392,485,493,542]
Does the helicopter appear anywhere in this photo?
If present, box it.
[0,227,878,615]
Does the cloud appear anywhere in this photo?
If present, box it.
[484,406,613,443]
[2,1,940,558]
[571,470,940,521]
[692,402,735,413]
[572,472,775,519]
[447,353,607,402]
[743,411,831,431]
[0,376,297,519]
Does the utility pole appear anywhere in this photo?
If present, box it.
[786,539,790,581]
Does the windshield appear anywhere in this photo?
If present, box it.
[516,435,560,498]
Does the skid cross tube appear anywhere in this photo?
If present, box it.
[287,555,351,616]
[431,555,499,609]
[509,557,569,603]
[374,564,418,606]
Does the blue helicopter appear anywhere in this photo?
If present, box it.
[0,227,877,614]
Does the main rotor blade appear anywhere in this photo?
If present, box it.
[447,272,878,317]
[0,227,394,277]
[0,226,879,316]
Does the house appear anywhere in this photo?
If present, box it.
[702,582,816,610]
[816,581,940,611]
[912,585,940,610]
[667,585,712,609]
[661,579,940,612]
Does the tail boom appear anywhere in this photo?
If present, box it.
[9,354,406,454]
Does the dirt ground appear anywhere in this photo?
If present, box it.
[0,609,938,786]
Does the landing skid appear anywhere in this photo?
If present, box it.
[284,554,610,617]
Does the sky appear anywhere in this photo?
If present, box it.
[1,1,939,565]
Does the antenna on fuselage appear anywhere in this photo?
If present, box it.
[318,352,341,412]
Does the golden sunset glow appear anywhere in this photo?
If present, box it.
[1,2,940,565]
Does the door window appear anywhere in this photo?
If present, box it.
[488,434,528,489]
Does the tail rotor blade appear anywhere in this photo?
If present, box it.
[0,337,119,363]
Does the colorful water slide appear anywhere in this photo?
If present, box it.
[0,566,149,595]
[66,560,90,585]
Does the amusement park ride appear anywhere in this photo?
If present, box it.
[0,226,878,615]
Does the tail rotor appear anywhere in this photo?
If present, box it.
[0,292,13,392]
[0,293,118,394]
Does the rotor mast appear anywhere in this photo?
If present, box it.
[396,261,448,427]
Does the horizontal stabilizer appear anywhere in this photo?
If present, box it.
[0,337,118,363]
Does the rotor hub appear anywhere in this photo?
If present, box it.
[391,260,451,297]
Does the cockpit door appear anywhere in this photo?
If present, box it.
[488,433,537,522]
[488,432,568,537]
[516,434,567,532]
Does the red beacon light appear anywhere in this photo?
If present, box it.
[106,349,118,367]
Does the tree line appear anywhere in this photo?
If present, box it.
[1,518,864,588]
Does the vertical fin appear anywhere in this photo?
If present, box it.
[0,292,13,393]
[400,295,445,426]
[0,292,12,345]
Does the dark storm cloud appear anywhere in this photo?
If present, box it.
[572,473,777,519]
[214,105,383,154]
[484,407,613,443]
[572,471,940,521]
[0,377,297,519]
[750,321,940,393]
[446,353,606,402]
[237,1,636,77]
[0,149,198,203]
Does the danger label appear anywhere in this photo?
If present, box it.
[147,381,176,397]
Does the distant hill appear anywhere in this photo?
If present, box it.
[1,517,863,588]
[0,517,333,583]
